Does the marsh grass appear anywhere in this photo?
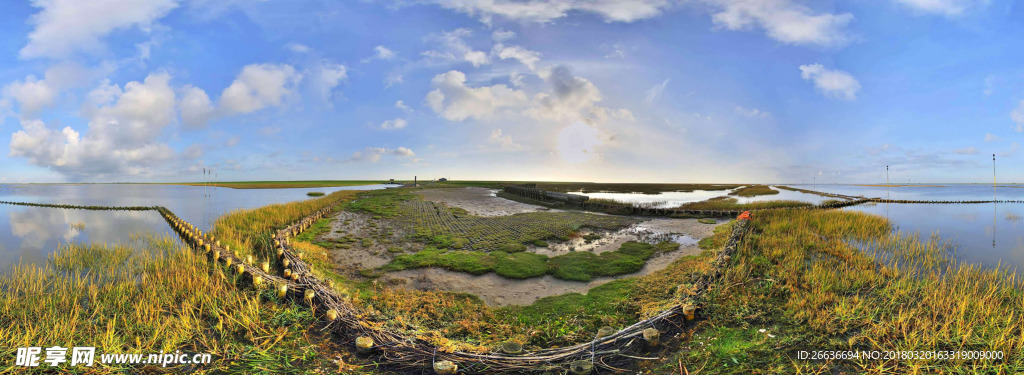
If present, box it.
[211,190,359,262]
[679,197,812,210]
[729,185,779,197]
[307,191,326,197]
[380,241,680,281]
[0,235,350,373]
[363,246,717,348]
[665,209,1024,373]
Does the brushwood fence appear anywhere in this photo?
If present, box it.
[151,201,756,374]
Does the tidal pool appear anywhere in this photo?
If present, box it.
[0,183,389,270]
[568,186,831,207]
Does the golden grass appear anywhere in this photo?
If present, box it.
[0,235,348,373]
[669,209,1024,373]
[211,190,359,262]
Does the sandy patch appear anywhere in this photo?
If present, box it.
[415,187,559,216]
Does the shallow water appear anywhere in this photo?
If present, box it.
[569,186,831,207]
[844,202,1024,271]
[0,183,389,269]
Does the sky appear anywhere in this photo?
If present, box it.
[0,0,1023,184]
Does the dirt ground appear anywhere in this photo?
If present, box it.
[322,187,722,306]
[414,187,559,216]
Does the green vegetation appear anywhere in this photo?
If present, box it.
[666,209,1024,373]
[537,182,741,194]
[364,244,718,348]
[306,191,325,196]
[698,218,717,224]
[381,241,679,281]
[211,190,358,262]
[0,235,356,374]
[347,188,637,252]
[174,180,383,189]
[679,196,812,210]
[548,241,679,281]
[728,185,779,197]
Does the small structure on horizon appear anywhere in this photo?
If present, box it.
[438,177,448,182]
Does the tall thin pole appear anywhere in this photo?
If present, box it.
[993,154,997,201]
[993,153,997,248]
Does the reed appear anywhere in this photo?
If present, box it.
[664,209,1024,373]
[0,235,345,373]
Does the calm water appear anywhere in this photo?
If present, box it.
[569,184,1024,271]
[568,186,831,208]
[0,184,388,269]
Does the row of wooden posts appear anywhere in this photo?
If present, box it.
[156,202,707,374]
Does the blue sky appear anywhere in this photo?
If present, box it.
[1,0,1022,184]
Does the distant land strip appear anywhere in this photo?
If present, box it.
[167,180,386,189]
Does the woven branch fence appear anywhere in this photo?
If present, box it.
[152,200,753,374]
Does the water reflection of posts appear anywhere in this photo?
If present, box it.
[993,154,997,248]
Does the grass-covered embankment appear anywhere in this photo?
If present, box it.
[660,209,1024,373]
[346,189,638,252]
[0,235,348,373]
[729,185,779,197]
[174,180,383,189]
[679,196,812,210]
[210,190,359,264]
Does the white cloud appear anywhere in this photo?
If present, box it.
[2,63,88,117]
[20,0,179,59]
[429,0,672,23]
[362,45,396,63]
[385,73,404,88]
[492,29,516,41]
[374,45,395,60]
[985,132,1000,142]
[225,136,239,147]
[893,0,988,16]
[735,105,770,118]
[464,50,490,67]
[317,60,348,102]
[219,64,302,115]
[1011,100,1024,132]
[427,66,630,126]
[509,72,525,87]
[348,147,416,162]
[286,43,311,53]
[799,64,860,100]
[487,128,521,149]
[8,72,181,178]
[643,79,670,104]
[953,146,978,155]
[983,74,994,96]
[602,43,628,59]
[179,85,215,128]
[378,118,407,130]
[426,70,530,121]
[494,44,541,70]
[395,100,411,111]
[531,65,632,124]
[694,0,854,47]
[422,29,490,67]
